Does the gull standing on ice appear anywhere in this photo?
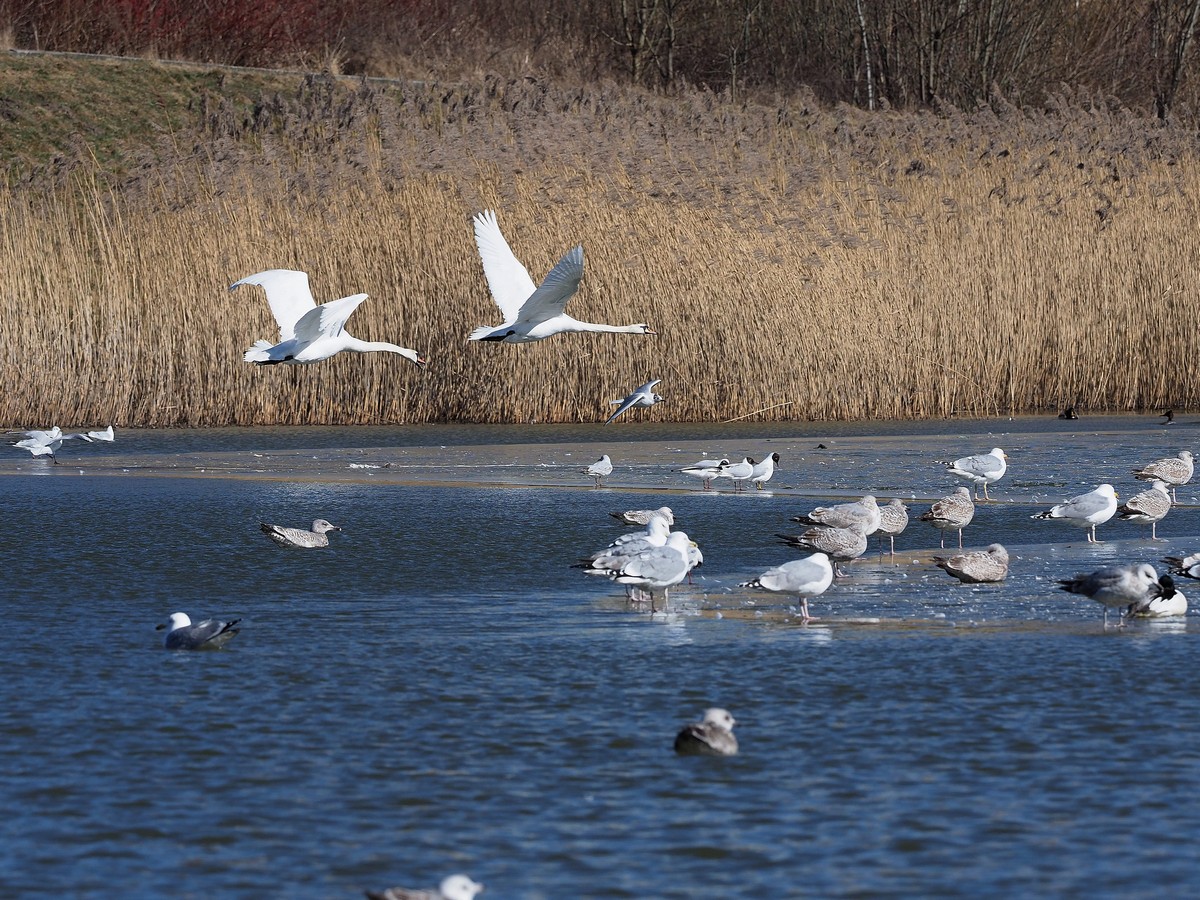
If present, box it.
[750,452,781,489]
[231,269,426,367]
[739,552,834,621]
[585,455,613,487]
[1132,450,1194,502]
[920,487,975,549]
[365,874,485,900]
[1117,480,1172,540]
[792,495,882,535]
[1058,563,1174,626]
[156,612,241,650]
[260,519,342,548]
[876,499,909,560]
[716,457,756,492]
[934,543,1009,584]
[607,531,697,610]
[1031,483,1117,543]
[945,447,1008,500]
[610,506,675,526]
[468,209,656,343]
[605,379,665,425]
[674,707,738,756]
[681,457,729,490]
[777,524,868,576]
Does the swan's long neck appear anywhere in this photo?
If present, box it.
[561,317,649,334]
[342,336,422,363]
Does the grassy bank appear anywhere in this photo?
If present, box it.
[2,52,1199,426]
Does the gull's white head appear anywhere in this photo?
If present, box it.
[156,612,191,633]
[311,519,342,534]
[665,531,693,551]
[702,708,736,733]
[1097,483,1117,499]
[439,874,485,900]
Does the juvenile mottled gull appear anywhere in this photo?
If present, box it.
[1031,483,1117,543]
[750,452,781,489]
[681,457,729,490]
[777,524,868,576]
[792,495,881,535]
[156,612,241,650]
[739,552,834,621]
[260,519,342,548]
[945,447,1007,500]
[876,499,909,559]
[610,506,675,527]
[1132,450,1193,501]
[1164,553,1200,579]
[606,379,665,425]
[919,487,975,549]
[1117,480,1172,540]
[1058,563,1172,626]
[608,531,696,610]
[366,874,485,900]
[715,457,756,493]
[1127,578,1188,618]
[585,454,613,487]
[674,708,738,757]
[935,543,1009,584]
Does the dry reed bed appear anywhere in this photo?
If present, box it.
[2,75,1199,426]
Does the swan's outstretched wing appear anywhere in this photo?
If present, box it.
[513,244,584,326]
[473,210,537,323]
[230,269,318,340]
[292,294,369,343]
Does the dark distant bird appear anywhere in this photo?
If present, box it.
[1162,409,1175,425]
[1058,406,1078,420]
[674,708,738,756]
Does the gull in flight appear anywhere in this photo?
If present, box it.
[365,874,485,900]
[1031,483,1117,543]
[585,455,613,487]
[468,209,656,342]
[674,708,738,756]
[945,447,1007,500]
[260,519,342,548]
[1058,563,1174,626]
[11,426,97,463]
[934,543,1010,584]
[231,269,426,367]
[680,457,729,490]
[156,612,241,649]
[606,379,665,425]
[1132,450,1193,502]
[739,552,834,621]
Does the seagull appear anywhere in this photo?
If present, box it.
[607,531,697,610]
[715,457,756,492]
[365,874,485,900]
[260,519,342,548]
[86,425,116,442]
[577,514,673,573]
[1058,563,1173,626]
[585,455,613,487]
[610,506,675,526]
[1164,553,1200,579]
[1030,483,1118,543]
[934,543,1009,584]
[739,552,834,621]
[1127,578,1187,618]
[791,495,881,535]
[605,379,665,425]
[750,452,781,489]
[468,209,656,343]
[230,269,426,367]
[920,487,975,549]
[156,612,241,650]
[945,447,1007,500]
[674,708,738,756]
[11,426,95,463]
[1117,480,1172,540]
[777,524,868,576]
[876,499,909,560]
[680,457,729,490]
[1132,450,1194,502]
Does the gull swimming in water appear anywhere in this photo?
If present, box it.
[585,455,613,487]
[920,487,975,549]
[610,506,675,526]
[605,379,665,425]
[934,543,1009,584]
[750,452,781,489]
[607,531,696,610]
[231,269,426,367]
[1132,450,1194,502]
[468,209,655,343]
[1031,483,1117,543]
[1058,563,1174,626]
[945,447,1008,500]
[681,457,729,490]
[1127,578,1187,618]
[739,552,834,621]
[792,495,881,535]
[156,612,241,650]
[715,457,756,492]
[260,519,342,548]
[1117,480,1172,540]
[876,499,909,559]
[365,874,485,900]
[777,524,868,576]
[674,707,738,756]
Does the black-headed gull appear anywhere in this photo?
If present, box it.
[680,457,728,490]
[585,455,613,487]
[605,379,665,425]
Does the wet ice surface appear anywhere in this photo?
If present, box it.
[3,414,1200,898]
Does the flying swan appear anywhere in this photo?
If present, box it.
[231,269,426,367]
[468,210,656,342]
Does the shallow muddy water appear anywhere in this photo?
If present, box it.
[2,415,1199,898]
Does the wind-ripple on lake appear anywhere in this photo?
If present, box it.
[2,416,1200,898]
